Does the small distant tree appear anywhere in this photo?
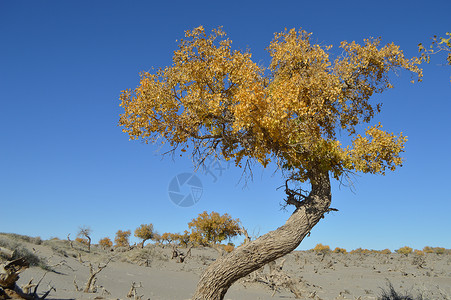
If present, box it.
[98,237,113,249]
[396,246,413,255]
[423,246,434,253]
[433,247,445,255]
[313,243,331,254]
[134,223,155,248]
[350,248,371,254]
[333,247,347,254]
[114,230,131,248]
[188,211,241,246]
[153,232,162,245]
[161,232,173,245]
[77,226,92,252]
[174,230,192,248]
[413,249,424,256]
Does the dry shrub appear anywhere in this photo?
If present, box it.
[0,237,48,269]
[378,280,424,300]
[0,233,42,245]
[126,247,167,265]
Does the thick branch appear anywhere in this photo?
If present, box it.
[192,172,331,299]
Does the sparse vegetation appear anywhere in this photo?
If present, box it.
[378,281,424,300]
[0,233,42,245]
[0,232,450,299]
[0,236,48,269]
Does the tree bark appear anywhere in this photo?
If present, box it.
[192,171,331,300]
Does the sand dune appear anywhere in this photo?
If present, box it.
[0,234,449,299]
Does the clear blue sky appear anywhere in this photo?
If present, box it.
[1,0,450,251]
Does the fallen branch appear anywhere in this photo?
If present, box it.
[126,281,143,299]
[0,257,54,299]
[83,259,111,293]
[242,258,306,299]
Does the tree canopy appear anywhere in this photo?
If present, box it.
[119,26,422,185]
[134,223,155,248]
[188,211,241,245]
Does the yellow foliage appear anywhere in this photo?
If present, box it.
[413,249,424,256]
[75,237,88,245]
[419,32,451,80]
[174,230,191,247]
[379,249,391,254]
[423,246,434,253]
[98,237,113,248]
[114,230,131,248]
[423,246,447,254]
[222,244,235,253]
[161,232,174,244]
[433,247,445,254]
[119,26,422,182]
[350,248,371,254]
[313,243,331,254]
[134,224,154,240]
[333,247,347,254]
[188,211,241,246]
[134,224,155,247]
[396,246,413,255]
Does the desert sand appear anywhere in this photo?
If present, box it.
[0,233,449,300]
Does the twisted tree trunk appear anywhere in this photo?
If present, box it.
[192,172,331,300]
